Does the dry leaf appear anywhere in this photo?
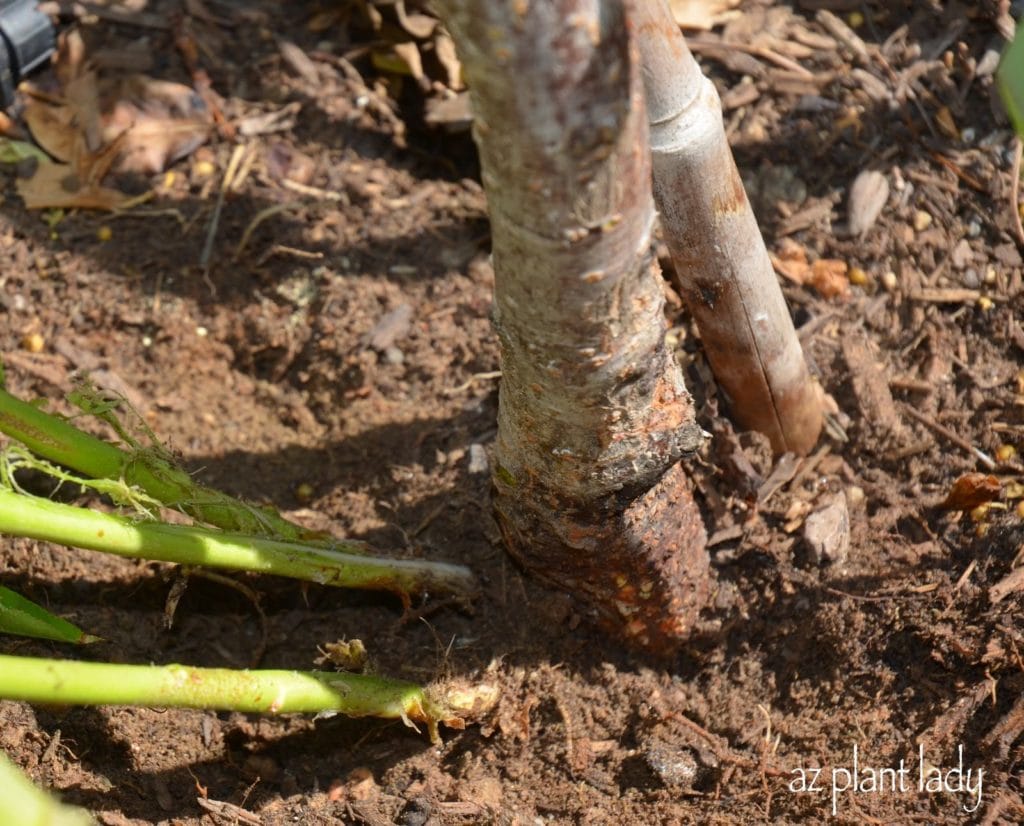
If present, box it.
[434,31,463,90]
[18,29,211,207]
[17,130,131,211]
[24,30,211,180]
[392,41,429,90]
[101,76,212,174]
[670,0,742,31]
[395,0,437,39]
[939,473,1001,511]
[22,98,77,161]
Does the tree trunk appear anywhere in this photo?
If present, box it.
[437,0,709,653]
[634,0,823,456]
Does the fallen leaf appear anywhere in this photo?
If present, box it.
[22,29,212,187]
[16,134,132,211]
[434,31,463,90]
[395,0,437,39]
[939,473,1001,511]
[391,41,430,90]
[17,162,130,210]
[100,75,212,174]
[670,0,742,31]
[22,96,78,162]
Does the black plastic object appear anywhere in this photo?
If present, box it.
[0,0,55,109]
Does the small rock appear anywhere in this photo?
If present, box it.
[757,164,807,209]
[468,443,489,475]
[913,209,933,232]
[399,797,432,826]
[645,742,700,789]
[803,496,850,566]
[364,303,413,351]
[950,238,973,269]
[976,47,1001,78]
[847,169,889,236]
[344,767,377,802]
[384,346,405,365]
[993,242,1023,267]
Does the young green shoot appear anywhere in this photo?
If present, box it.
[0,488,476,598]
[0,586,101,644]
[0,654,499,744]
[0,751,96,826]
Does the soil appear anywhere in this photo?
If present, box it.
[2,1,1024,824]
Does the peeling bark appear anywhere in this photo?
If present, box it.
[437,0,709,653]
[634,0,823,456]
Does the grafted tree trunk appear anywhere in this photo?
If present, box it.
[437,0,710,652]
[634,0,823,456]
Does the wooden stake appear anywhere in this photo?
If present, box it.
[634,0,823,456]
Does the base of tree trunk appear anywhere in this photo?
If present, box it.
[493,463,709,655]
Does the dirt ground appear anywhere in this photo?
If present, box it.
[2,0,1024,823]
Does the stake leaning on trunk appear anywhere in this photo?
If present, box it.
[634,0,823,456]
[437,0,710,652]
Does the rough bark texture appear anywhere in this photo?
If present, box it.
[634,0,823,456]
[437,0,710,653]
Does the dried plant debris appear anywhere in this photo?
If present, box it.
[308,1,466,127]
[939,473,1002,512]
[847,168,889,237]
[670,0,742,31]
[13,30,211,210]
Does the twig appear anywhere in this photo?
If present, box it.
[687,37,814,80]
[279,177,348,202]
[255,245,324,267]
[200,142,247,275]
[900,403,996,470]
[1011,136,1024,249]
[196,797,261,825]
[234,202,299,260]
[443,370,502,396]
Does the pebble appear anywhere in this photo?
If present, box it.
[468,443,489,475]
[912,209,932,232]
[803,496,850,566]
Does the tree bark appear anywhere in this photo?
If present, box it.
[437,0,709,652]
[634,0,823,456]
